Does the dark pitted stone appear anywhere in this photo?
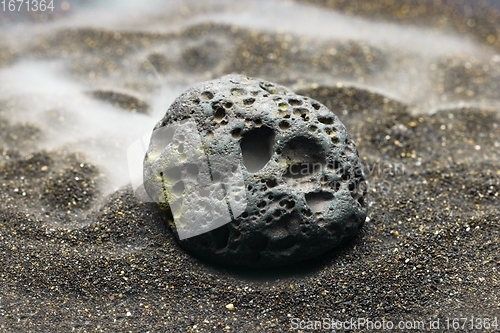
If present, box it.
[144,74,367,268]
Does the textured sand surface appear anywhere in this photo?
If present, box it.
[0,1,499,332]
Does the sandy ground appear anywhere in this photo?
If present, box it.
[0,0,499,332]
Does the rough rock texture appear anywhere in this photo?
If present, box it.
[143,74,367,267]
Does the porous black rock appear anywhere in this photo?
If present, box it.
[143,74,367,268]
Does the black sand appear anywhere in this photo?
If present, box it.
[1,1,499,332]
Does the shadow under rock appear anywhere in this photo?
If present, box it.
[183,227,368,282]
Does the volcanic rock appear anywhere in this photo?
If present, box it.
[143,74,367,267]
